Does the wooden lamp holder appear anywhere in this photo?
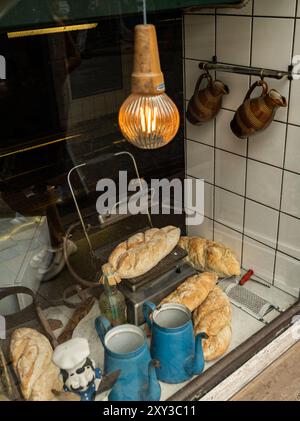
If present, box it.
[131,24,165,95]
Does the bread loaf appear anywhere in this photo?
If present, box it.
[109,226,180,279]
[10,328,63,401]
[160,272,218,312]
[201,325,232,362]
[193,286,232,361]
[179,236,241,278]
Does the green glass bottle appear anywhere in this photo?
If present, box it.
[99,266,127,327]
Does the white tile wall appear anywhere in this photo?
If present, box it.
[184,14,215,60]
[215,149,246,195]
[216,71,250,111]
[188,216,214,240]
[252,18,294,71]
[242,237,275,284]
[246,160,282,209]
[216,16,252,66]
[215,187,244,231]
[285,125,300,173]
[184,2,300,294]
[254,0,297,18]
[186,176,214,219]
[248,121,286,167]
[186,140,214,183]
[278,213,300,260]
[274,252,300,297]
[186,108,215,146]
[281,171,300,218]
[244,200,279,248]
[216,109,247,156]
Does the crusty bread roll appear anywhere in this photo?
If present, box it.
[193,287,232,336]
[194,286,232,361]
[10,328,63,401]
[201,325,232,362]
[160,272,218,312]
[108,226,180,279]
[179,236,241,278]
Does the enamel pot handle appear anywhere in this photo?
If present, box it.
[95,316,112,346]
[143,301,156,329]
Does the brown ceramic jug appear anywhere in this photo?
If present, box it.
[231,80,287,139]
[187,72,229,125]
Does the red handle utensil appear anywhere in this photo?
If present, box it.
[239,269,254,286]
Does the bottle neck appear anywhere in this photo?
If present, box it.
[103,274,117,294]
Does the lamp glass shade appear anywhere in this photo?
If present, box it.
[119,93,179,149]
[118,24,180,149]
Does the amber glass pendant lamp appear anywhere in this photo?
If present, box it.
[118,0,180,149]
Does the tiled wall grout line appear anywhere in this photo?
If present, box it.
[272,0,299,285]
[187,172,300,224]
[240,0,255,272]
[186,137,300,176]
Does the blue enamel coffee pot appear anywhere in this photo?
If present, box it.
[95,316,161,401]
[143,301,207,383]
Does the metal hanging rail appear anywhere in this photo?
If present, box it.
[199,58,294,80]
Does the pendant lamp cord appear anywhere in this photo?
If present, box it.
[142,0,147,24]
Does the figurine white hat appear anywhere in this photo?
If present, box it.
[53,337,90,370]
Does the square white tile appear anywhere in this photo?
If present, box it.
[252,17,294,71]
[216,16,252,66]
[188,216,214,240]
[185,108,215,146]
[244,199,279,248]
[281,171,300,218]
[248,121,286,167]
[216,72,250,111]
[274,252,300,298]
[215,149,246,195]
[242,237,275,284]
[217,0,253,15]
[254,0,297,17]
[214,222,243,262]
[216,109,247,156]
[278,213,300,260]
[185,59,201,100]
[184,14,215,60]
[186,140,214,183]
[186,177,214,219]
[246,160,282,209]
[215,187,244,231]
[285,125,300,174]
[288,80,300,125]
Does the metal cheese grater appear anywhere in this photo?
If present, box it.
[221,283,276,322]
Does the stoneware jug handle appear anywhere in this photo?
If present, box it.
[194,72,212,96]
[244,80,268,102]
[143,301,156,329]
[95,316,112,346]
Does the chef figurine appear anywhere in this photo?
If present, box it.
[53,337,102,401]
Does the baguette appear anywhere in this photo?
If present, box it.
[179,236,241,278]
[108,226,180,279]
[160,272,218,312]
